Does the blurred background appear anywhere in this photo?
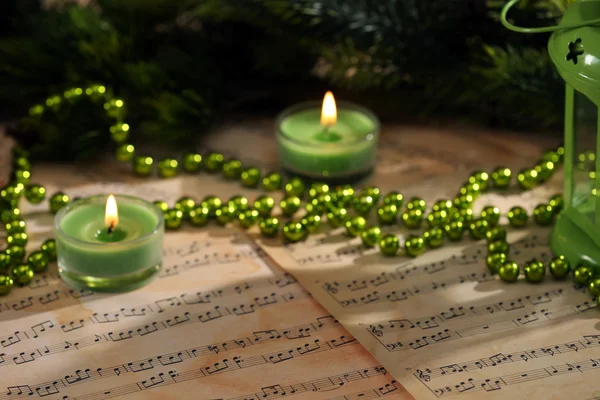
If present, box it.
[0,0,570,161]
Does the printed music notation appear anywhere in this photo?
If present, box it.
[260,223,600,400]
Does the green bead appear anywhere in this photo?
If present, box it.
[241,167,261,188]
[507,206,528,228]
[27,251,49,273]
[333,185,355,207]
[13,157,31,171]
[480,205,500,226]
[5,220,26,235]
[488,240,509,255]
[533,203,554,226]
[13,170,31,185]
[468,218,489,240]
[222,159,243,179]
[282,221,307,243]
[174,197,196,218]
[363,186,381,203]
[523,259,546,283]
[158,158,179,178]
[205,152,225,172]
[6,245,25,264]
[383,192,404,208]
[486,226,506,243]
[182,153,203,173]
[24,184,46,204]
[259,217,280,238]
[517,168,539,190]
[7,232,28,247]
[284,178,305,197]
[498,261,520,282]
[11,264,34,286]
[486,253,507,274]
[29,104,44,117]
[549,194,564,214]
[1,208,20,224]
[468,170,490,190]
[301,213,321,233]
[573,265,594,285]
[433,199,453,212]
[280,196,301,217]
[41,239,56,261]
[190,206,210,226]
[588,278,600,297]
[109,123,129,143]
[453,194,474,210]
[379,234,399,257]
[549,255,571,279]
[402,209,423,229]
[228,195,250,214]
[0,252,11,273]
[116,144,135,162]
[1,184,24,206]
[377,204,398,225]
[103,98,125,118]
[238,209,260,229]
[216,205,236,225]
[459,182,482,197]
[327,207,348,228]
[262,172,282,191]
[406,197,426,212]
[164,208,184,230]
[423,227,444,248]
[345,216,367,237]
[535,160,555,181]
[132,156,154,176]
[307,193,332,215]
[444,221,464,241]
[541,150,560,164]
[49,192,70,214]
[153,200,169,213]
[361,226,382,248]
[426,209,449,228]
[353,194,375,215]
[201,196,223,217]
[309,183,330,198]
[0,275,13,295]
[253,195,275,217]
[450,208,473,222]
[491,167,512,189]
[404,235,426,257]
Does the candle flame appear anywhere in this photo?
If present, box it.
[320,91,337,127]
[105,194,119,229]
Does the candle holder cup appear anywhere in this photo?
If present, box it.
[54,195,164,292]
[276,101,380,183]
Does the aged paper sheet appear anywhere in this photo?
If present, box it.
[259,181,600,400]
[1,181,411,400]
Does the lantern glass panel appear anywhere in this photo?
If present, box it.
[572,91,597,223]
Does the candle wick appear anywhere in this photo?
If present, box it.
[108,223,114,234]
[322,126,329,138]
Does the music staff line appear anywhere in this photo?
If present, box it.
[0,291,306,368]
[0,273,298,348]
[413,333,600,383]
[220,365,389,400]
[2,315,339,400]
[366,288,566,337]
[430,356,600,397]
[26,336,358,400]
[325,381,403,400]
[377,300,597,352]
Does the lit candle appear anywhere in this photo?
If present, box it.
[276,92,379,181]
[54,194,164,292]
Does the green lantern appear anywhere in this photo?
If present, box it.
[503,0,600,273]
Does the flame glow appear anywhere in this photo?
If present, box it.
[320,91,337,126]
[105,194,119,228]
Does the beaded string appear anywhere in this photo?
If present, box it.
[0,86,597,305]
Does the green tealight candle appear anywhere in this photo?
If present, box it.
[276,92,379,180]
[54,194,164,292]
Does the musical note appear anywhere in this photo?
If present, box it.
[31,321,54,338]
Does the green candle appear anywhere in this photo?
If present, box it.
[54,194,164,292]
[276,93,379,180]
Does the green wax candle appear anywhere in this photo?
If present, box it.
[276,98,379,180]
[54,195,164,292]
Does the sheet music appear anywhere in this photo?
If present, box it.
[258,182,600,400]
[1,182,411,400]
